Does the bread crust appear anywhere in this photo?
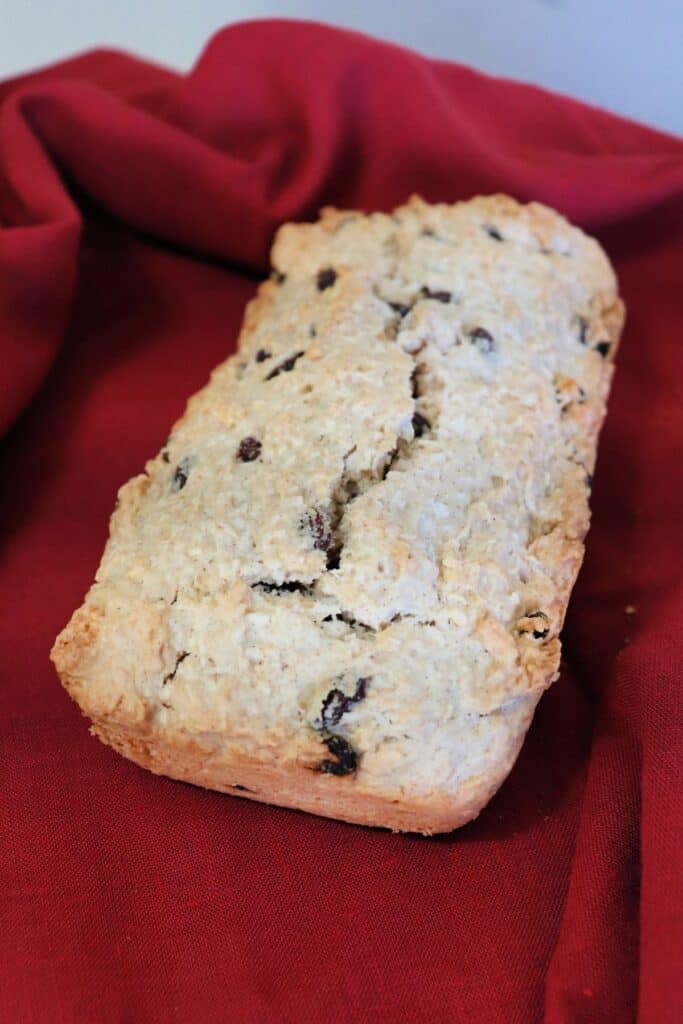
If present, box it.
[89,711,536,835]
[51,195,624,833]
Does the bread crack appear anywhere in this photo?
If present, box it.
[162,650,189,686]
[251,581,313,595]
[314,235,443,602]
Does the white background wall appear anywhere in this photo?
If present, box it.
[3,0,682,136]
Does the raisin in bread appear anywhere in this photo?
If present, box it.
[51,195,624,834]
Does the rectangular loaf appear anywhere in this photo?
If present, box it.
[51,195,624,833]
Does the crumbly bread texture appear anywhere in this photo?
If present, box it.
[51,195,624,834]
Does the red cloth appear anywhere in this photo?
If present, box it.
[1,20,681,1023]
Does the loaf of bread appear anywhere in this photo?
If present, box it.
[51,196,624,833]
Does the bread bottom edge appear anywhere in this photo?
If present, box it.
[87,711,535,835]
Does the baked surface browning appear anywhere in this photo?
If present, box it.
[51,195,624,833]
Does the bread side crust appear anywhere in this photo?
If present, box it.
[88,699,538,835]
[53,597,539,834]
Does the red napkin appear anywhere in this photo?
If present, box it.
[1,20,681,1023]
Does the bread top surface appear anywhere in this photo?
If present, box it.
[52,195,623,803]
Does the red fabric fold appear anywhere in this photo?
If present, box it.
[1,20,681,1023]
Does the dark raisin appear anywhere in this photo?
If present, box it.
[469,327,495,353]
[317,734,358,776]
[317,267,337,291]
[232,784,254,792]
[412,412,431,437]
[585,473,594,489]
[421,286,451,303]
[389,301,412,317]
[321,678,368,728]
[265,350,305,380]
[578,317,589,345]
[237,437,262,462]
[322,612,347,624]
[595,341,611,358]
[321,612,360,626]
[304,508,333,552]
[253,581,309,594]
[483,224,504,241]
[272,269,286,284]
[255,348,271,363]
[410,368,419,399]
[326,546,342,571]
[171,457,191,492]
[161,449,170,464]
